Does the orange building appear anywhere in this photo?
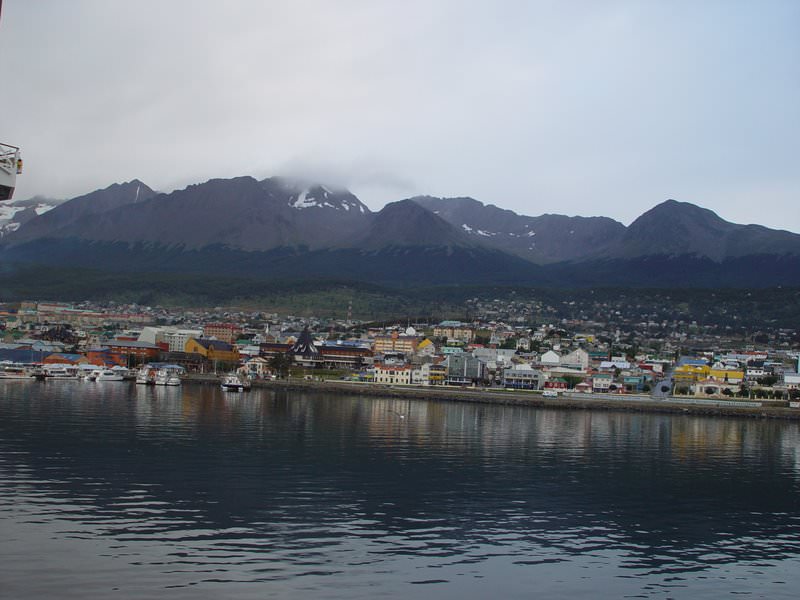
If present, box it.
[202,323,242,344]
[103,340,161,362]
[373,331,422,355]
[86,348,127,367]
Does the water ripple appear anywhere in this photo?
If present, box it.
[2,381,800,598]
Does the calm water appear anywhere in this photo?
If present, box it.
[1,381,800,599]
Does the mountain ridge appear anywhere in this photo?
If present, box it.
[3,175,800,288]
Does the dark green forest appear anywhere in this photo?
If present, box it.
[1,265,798,330]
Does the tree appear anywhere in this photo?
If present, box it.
[757,375,779,387]
[500,337,517,350]
[562,375,584,389]
[268,352,294,378]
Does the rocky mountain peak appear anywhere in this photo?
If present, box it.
[262,177,371,215]
[358,199,472,249]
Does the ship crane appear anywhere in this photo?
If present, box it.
[0,142,23,201]
[0,2,23,201]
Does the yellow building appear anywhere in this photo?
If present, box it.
[672,364,709,384]
[708,368,744,384]
[428,362,447,385]
[373,331,422,355]
[185,338,240,364]
[433,323,474,342]
[415,338,436,356]
[673,364,744,385]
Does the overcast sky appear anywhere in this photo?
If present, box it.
[1,0,798,230]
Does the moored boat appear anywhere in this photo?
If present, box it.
[134,363,185,386]
[0,363,35,379]
[40,364,81,379]
[221,372,251,392]
[94,369,125,382]
[136,367,157,385]
[156,369,181,385]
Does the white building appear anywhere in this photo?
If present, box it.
[411,363,444,386]
[540,350,561,366]
[163,329,203,352]
[599,360,631,371]
[374,364,412,385]
[784,372,800,390]
[503,364,543,390]
[137,327,203,352]
[137,326,162,345]
[560,348,589,371]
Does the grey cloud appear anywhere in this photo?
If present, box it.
[1,0,797,230]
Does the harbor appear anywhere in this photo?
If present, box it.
[6,361,799,420]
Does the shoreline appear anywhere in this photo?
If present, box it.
[185,375,800,421]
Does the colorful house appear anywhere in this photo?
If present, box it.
[185,338,240,364]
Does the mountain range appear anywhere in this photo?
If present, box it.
[1,175,799,288]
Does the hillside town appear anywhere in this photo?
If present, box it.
[1,299,799,401]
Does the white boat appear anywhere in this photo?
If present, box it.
[221,373,251,392]
[0,363,34,379]
[41,364,81,379]
[155,369,181,386]
[79,364,98,381]
[94,369,125,382]
[136,367,156,385]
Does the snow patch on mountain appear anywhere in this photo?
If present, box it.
[292,189,317,209]
[0,197,64,238]
[461,223,496,237]
[0,204,27,221]
[290,188,367,213]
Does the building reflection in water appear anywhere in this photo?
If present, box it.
[1,380,800,596]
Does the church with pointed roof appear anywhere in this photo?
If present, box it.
[291,327,322,367]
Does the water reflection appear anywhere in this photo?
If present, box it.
[1,380,799,599]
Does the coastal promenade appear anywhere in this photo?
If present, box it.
[184,374,800,420]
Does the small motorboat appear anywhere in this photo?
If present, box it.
[221,373,250,392]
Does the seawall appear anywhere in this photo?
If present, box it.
[184,375,800,421]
